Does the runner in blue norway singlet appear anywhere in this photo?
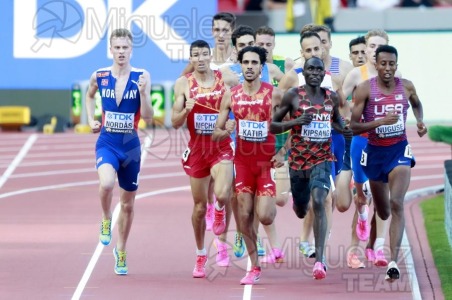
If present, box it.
[95,68,143,191]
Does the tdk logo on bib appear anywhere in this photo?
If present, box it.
[194,113,217,135]
[104,111,134,133]
[238,120,267,142]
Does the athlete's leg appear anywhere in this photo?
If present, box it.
[98,164,116,220]
[116,188,137,251]
[211,160,234,242]
[311,187,329,263]
[238,193,259,266]
[335,170,353,212]
[189,176,211,251]
[262,164,290,252]
[387,165,411,262]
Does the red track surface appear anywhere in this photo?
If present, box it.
[0,125,449,300]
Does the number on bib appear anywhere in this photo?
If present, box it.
[404,144,413,158]
[182,147,191,162]
[360,150,368,166]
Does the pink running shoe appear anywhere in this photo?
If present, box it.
[205,203,214,231]
[192,255,207,278]
[365,248,376,262]
[356,205,370,241]
[347,253,365,269]
[240,266,261,285]
[261,248,285,263]
[212,207,226,235]
[374,250,388,267]
[312,262,326,280]
[214,238,230,267]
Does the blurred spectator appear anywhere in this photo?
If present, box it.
[246,0,264,10]
[400,0,433,6]
[435,0,452,5]
[356,0,399,10]
[218,0,243,12]
[265,0,287,10]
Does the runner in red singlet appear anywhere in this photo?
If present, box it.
[172,40,234,279]
[213,46,283,285]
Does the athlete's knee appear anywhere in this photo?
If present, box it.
[390,198,405,215]
[336,201,349,213]
[215,189,231,205]
[193,200,207,218]
[275,193,289,207]
[99,180,115,193]
[376,206,391,221]
[120,199,135,214]
[293,203,308,219]
[259,215,274,226]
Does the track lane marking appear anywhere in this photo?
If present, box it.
[70,185,191,300]
[0,134,37,189]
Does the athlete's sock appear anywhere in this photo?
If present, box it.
[196,248,207,256]
[215,201,224,211]
[358,205,369,221]
[374,238,385,252]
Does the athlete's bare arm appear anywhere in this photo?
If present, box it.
[220,66,239,88]
[171,76,192,129]
[86,71,101,133]
[339,59,353,78]
[340,67,361,100]
[284,57,295,73]
[278,70,299,92]
[402,79,427,137]
[331,92,352,138]
[180,62,195,77]
[271,87,283,110]
[270,87,311,134]
[212,90,234,141]
[268,63,285,83]
[138,70,154,123]
[350,80,398,135]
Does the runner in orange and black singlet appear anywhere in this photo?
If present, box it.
[270,57,347,280]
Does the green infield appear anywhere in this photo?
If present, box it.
[420,195,452,299]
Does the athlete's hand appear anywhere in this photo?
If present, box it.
[225,119,236,134]
[295,112,313,126]
[271,152,285,168]
[185,98,195,113]
[88,119,101,134]
[417,121,427,137]
[342,126,353,140]
[137,74,147,94]
[381,110,399,125]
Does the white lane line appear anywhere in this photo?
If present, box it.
[405,186,443,300]
[411,174,444,181]
[9,162,182,178]
[70,185,191,300]
[243,258,252,300]
[402,230,421,300]
[0,172,185,200]
[0,134,37,189]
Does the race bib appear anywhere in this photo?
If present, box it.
[301,121,331,142]
[182,147,191,162]
[404,144,413,158]
[103,111,134,133]
[360,150,368,166]
[238,119,267,142]
[194,113,218,135]
[375,114,405,138]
